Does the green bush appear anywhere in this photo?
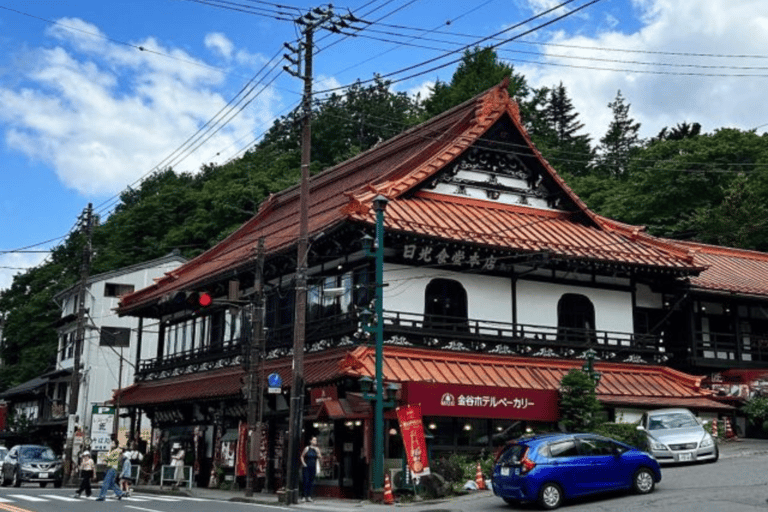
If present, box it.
[592,422,646,449]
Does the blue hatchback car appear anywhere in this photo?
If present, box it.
[492,433,661,509]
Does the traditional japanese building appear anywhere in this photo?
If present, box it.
[114,80,764,496]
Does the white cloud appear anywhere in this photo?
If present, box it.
[205,32,234,60]
[0,252,49,291]
[406,80,434,102]
[0,18,280,196]
[516,0,768,143]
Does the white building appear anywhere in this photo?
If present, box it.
[54,252,185,445]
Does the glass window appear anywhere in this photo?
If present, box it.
[548,439,578,458]
[424,279,468,330]
[104,283,135,297]
[557,294,596,344]
[100,326,130,347]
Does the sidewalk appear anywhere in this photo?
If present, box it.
[133,437,768,510]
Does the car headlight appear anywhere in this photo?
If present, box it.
[649,439,669,451]
[700,435,714,448]
[21,463,34,470]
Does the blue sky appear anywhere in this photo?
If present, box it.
[2,0,768,290]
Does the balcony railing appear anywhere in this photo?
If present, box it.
[138,310,665,378]
[693,330,768,365]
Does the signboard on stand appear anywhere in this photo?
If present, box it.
[90,405,115,457]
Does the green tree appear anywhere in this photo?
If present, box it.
[530,82,593,176]
[422,47,530,118]
[559,369,603,431]
[596,90,641,177]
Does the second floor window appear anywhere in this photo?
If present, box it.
[557,293,596,344]
[104,283,135,297]
[424,278,468,331]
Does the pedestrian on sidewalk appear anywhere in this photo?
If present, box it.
[74,451,96,498]
[97,442,124,501]
[300,436,322,503]
[171,442,186,489]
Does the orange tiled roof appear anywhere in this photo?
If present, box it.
[115,346,352,406]
[119,81,699,314]
[339,345,728,408]
[671,240,768,298]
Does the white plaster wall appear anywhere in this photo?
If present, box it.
[383,264,512,321]
[516,280,634,333]
[614,408,644,424]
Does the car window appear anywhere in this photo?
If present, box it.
[579,438,619,456]
[649,412,699,430]
[19,446,57,461]
[497,444,527,465]
[549,439,579,458]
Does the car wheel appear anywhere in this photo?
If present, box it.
[39,482,47,488]
[633,468,655,494]
[709,446,719,463]
[538,482,563,510]
[54,479,62,488]
[12,470,20,487]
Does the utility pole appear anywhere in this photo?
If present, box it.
[282,6,364,505]
[246,238,265,496]
[66,203,94,482]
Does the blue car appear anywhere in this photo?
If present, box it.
[492,433,661,509]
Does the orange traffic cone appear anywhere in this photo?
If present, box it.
[383,473,395,505]
[711,418,718,438]
[725,416,735,438]
[475,462,485,490]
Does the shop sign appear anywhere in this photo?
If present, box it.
[310,386,338,405]
[90,406,115,453]
[405,382,559,421]
[396,404,430,479]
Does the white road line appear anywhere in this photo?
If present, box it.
[131,495,181,502]
[0,497,12,503]
[6,495,47,502]
[41,494,80,501]
[125,506,166,512]
[122,497,153,501]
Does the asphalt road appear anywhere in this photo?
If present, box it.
[1,451,767,512]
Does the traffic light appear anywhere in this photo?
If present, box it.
[170,291,213,309]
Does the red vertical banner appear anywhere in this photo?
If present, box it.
[396,404,430,478]
[235,422,248,477]
[256,423,268,478]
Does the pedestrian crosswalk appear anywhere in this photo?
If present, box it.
[0,493,215,504]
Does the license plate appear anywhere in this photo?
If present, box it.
[39,472,48,479]
[501,467,510,476]
[678,453,692,462]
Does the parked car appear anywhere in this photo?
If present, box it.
[1,445,63,488]
[637,408,718,464]
[0,447,7,475]
[492,433,661,510]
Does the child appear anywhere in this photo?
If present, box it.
[74,451,96,498]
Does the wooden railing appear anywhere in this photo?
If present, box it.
[138,310,669,377]
[693,330,768,364]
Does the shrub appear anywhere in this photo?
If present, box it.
[592,422,646,449]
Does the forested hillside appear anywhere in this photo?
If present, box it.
[2,47,768,390]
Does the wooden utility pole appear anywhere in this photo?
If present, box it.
[65,203,94,482]
[282,8,364,504]
[246,238,265,496]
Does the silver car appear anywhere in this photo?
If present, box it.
[637,408,718,464]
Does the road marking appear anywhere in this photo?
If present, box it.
[5,496,46,502]
[125,506,166,512]
[41,494,80,501]
[0,503,37,512]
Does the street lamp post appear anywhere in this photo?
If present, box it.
[582,349,602,385]
[371,195,388,495]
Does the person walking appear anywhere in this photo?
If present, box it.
[74,451,96,498]
[97,442,124,501]
[300,436,322,502]
[119,448,132,496]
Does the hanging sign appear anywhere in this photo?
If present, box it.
[267,373,282,394]
[90,406,115,453]
[396,404,430,478]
